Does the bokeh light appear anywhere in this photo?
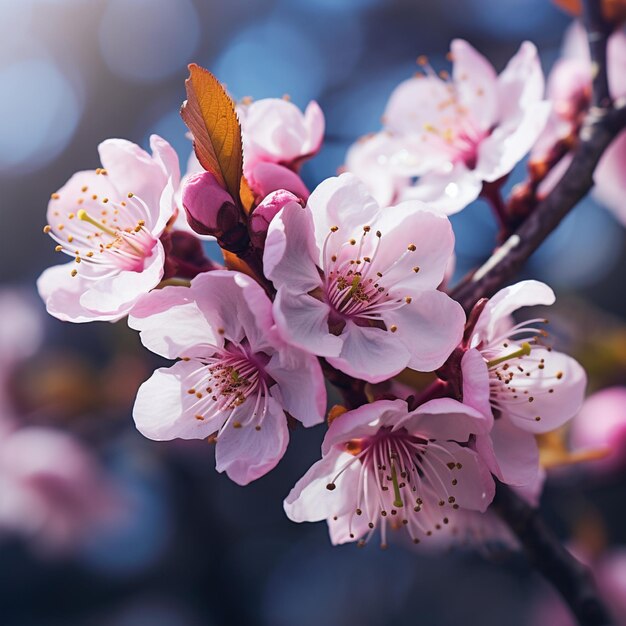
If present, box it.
[99,0,200,83]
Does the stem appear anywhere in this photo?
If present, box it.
[582,0,612,108]
[493,483,613,626]
[481,179,510,239]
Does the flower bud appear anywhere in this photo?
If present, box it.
[249,189,300,247]
[182,171,241,238]
[246,162,309,202]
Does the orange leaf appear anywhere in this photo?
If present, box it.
[181,64,243,202]
[239,176,255,214]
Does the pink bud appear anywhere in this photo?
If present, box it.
[182,171,240,237]
[246,162,310,201]
[249,190,300,246]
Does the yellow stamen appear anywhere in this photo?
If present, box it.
[487,342,532,368]
[77,209,116,236]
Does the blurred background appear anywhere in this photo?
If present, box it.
[1,0,625,625]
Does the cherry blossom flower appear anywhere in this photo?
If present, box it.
[238,97,324,171]
[570,387,626,474]
[130,270,326,485]
[38,135,180,323]
[264,173,465,383]
[284,398,494,547]
[533,22,626,224]
[462,280,586,493]
[346,40,550,213]
[0,427,120,554]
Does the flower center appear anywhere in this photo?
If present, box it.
[326,426,464,547]
[183,343,272,432]
[482,319,562,425]
[318,225,418,334]
[44,179,157,277]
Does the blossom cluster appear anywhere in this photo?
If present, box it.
[37,23,625,551]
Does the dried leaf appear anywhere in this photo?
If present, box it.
[181,64,243,202]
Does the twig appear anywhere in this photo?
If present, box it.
[582,0,613,108]
[493,483,613,626]
[450,100,626,312]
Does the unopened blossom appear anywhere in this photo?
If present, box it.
[238,97,324,171]
[181,97,321,223]
[570,387,626,473]
[130,270,326,485]
[462,280,586,493]
[0,427,119,554]
[284,398,494,547]
[38,135,180,322]
[533,22,626,224]
[264,173,465,383]
[346,40,550,213]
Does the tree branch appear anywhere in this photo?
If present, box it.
[493,483,613,626]
[450,100,626,312]
[582,0,612,108]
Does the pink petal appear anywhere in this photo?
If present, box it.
[327,321,411,383]
[246,162,310,200]
[37,263,123,323]
[451,39,498,131]
[263,202,323,292]
[321,399,407,455]
[476,100,551,183]
[128,285,221,359]
[284,448,362,522]
[370,201,457,291]
[433,443,495,512]
[303,100,325,156]
[594,130,626,225]
[402,163,483,215]
[78,242,165,315]
[272,289,342,357]
[215,395,289,485]
[390,289,465,372]
[501,348,587,434]
[461,348,492,419]
[307,173,380,254]
[490,417,540,487]
[132,361,224,441]
[472,280,555,345]
[396,397,492,441]
[265,351,326,428]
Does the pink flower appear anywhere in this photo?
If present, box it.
[238,98,324,170]
[570,387,626,473]
[536,23,626,224]
[263,173,465,383]
[38,135,180,323]
[130,270,326,485]
[0,427,119,554]
[462,280,586,493]
[284,398,494,547]
[347,40,550,214]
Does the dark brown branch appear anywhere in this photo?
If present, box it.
[582,0,613,108]
[493,483,613,626]
[450,100,626,312]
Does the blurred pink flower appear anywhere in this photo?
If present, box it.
[570,387,626,473]
[264,173,465,383]
[535,22,626,224]
[284,398,494,547]
[130,270,325,485]
[0,427,119,554]
[347,40,550,213]
[38,135,180,322]
[463,280,586,497]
